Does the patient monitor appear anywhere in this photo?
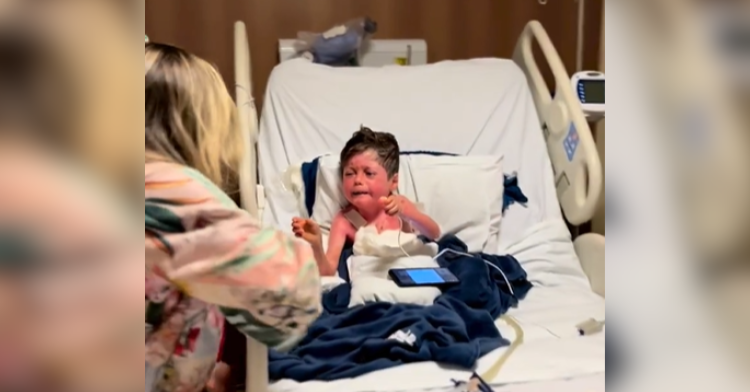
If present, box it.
[571,71,605,120]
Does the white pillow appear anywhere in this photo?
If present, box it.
[262,168,307,231]
[310,155,346,235]
[348,254,441,307]
[349,276,441,307]
[310,153,505,253]
[401,154,504,253]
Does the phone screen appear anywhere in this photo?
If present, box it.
[391,268,459,287]
[405,269,444,284]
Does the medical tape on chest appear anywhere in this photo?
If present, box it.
[344,209,368,229]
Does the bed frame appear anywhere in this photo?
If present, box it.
[233,20,605,392]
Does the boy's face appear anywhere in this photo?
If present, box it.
[342,150,397,210]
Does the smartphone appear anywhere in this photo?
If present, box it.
[388,267,460,288]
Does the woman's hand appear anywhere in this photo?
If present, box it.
[291,218,323,247]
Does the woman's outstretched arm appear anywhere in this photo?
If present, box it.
[146,162,322,351]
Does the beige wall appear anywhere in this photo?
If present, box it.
[146,0,599,110]
[592,10,606,235]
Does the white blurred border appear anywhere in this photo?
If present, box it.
[605,1,749,391]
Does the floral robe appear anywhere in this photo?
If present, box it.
[145,162,321,392]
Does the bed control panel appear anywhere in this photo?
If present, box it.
[571,71,605,120]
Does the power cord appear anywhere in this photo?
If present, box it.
[395,217,515,297]
[396,215,411,259]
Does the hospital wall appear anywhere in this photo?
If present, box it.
[145,0,604,109]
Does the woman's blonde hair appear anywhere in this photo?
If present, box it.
[146,42,242,189]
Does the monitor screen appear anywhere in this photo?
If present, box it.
[579,80,605,104]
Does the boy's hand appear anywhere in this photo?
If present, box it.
[291,217,322,247]
[379,195,416,217]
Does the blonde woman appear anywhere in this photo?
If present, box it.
[145,42,322,392]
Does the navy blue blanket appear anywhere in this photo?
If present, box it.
[268,236,533,382]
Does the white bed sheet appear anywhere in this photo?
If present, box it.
[257,57,604,392]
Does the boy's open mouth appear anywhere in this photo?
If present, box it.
[351,191,370,197]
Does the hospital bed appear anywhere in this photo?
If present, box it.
[233,20,605,392]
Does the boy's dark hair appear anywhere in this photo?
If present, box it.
[340,126,400,178]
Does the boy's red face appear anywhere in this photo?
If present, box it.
[341,150,397,211]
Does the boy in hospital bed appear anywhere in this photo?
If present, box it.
[292,127,444,305]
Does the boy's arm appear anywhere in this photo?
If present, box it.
[400,201,441,241]
[311,212,352,276]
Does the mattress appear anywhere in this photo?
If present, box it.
[256,57,605,391]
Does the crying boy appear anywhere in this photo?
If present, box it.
[292,127,443,306]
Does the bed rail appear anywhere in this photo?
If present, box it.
[513,21,603,226]
[234,20,267,392]
[235,21,259,217]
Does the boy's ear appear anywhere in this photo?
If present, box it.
[390,173,399,192]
